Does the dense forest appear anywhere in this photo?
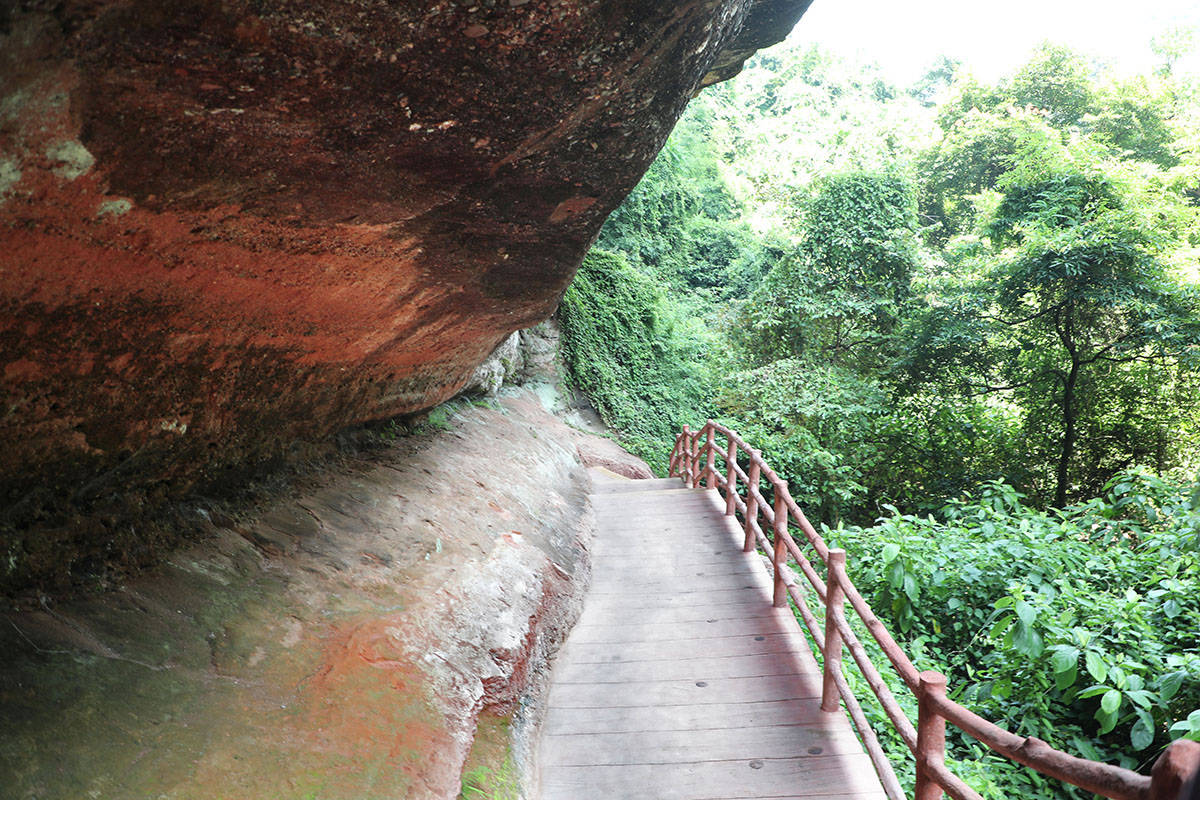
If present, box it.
[558,33,1200,797]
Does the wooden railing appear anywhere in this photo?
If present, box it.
[668,421,1200,801]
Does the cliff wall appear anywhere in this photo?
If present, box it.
[0,0,811,591]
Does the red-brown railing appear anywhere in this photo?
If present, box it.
[668,420,1200,800]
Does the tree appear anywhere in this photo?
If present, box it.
[1085,77,1178,167]
[1006,42,1096,127]
[1150,24,1197,77]
[909,56,962,108]
[918,107,1064,242]
[738,171,921,369]
[972,158,1200,507]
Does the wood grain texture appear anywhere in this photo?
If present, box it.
[536,471,888,799]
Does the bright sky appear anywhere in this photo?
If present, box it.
[790,0,1200,84]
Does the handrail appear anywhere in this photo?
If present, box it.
[668,420,1200,801]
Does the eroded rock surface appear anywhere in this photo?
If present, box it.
[0,1,810,591]
[0,388,627,798]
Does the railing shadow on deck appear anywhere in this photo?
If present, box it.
[669,420,1200,801]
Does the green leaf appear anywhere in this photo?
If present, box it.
[1101,689,1122,715]
[882,542,901,563]
[1097,702,1119,734]
[1130,710,1155,751]
[1159,671,1185,700]
[993,596,1014,609]
[1164,599,1181,618]
[1011,621,1044,658]
[1016,600,1036,626]
[1126,691,1153,711]
[1085,651,1108,684]
[1050,646,1079,673]
[1071,736,1101,761]
[1109,665,1127,690]
[989,614,1014,641]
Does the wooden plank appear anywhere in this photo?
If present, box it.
[589,567,763,590]
[580,587,771,611]
[539,723,866,768]
[593,511,736,522]
[542,697,828,736]
[585,552,763,568]
[590,548,754,561]
[587,559,757,573]
[539,754,886,800]
[548,651,820,685]
[591,479,689,493]
[566,612,800,644]
[593,512,729,523]
[592,494,717,505]
[572,603,786,628]
[554,630,815,666]
[545,673,823,710]
[597,518,753,537]
[594,517,743,531]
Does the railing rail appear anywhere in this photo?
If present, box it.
[668,420,1200,801]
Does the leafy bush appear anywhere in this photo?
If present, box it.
[821,470,1200,797]
[558,250,715,469]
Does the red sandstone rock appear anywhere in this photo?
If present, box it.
[0,390,599,798]
[0,1,812,591]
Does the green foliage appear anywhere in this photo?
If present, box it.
[1006,42,1097,127]
[961,148,1200,505]
[715,44,936,221]
[1086,77,1178,166]
[737,172,920,367]
[595,97,779,295]
[825,472,1200,797]
[909,56,962,108]
[558,250,714,469]
[716,359,884,523]
[1151,24,1198,76]
[918,108,1065,242]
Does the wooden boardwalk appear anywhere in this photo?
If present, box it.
[536,470,887,799]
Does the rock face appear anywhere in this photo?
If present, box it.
[0,1,810,592]
[0,389,606,798]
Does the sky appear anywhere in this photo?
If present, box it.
[790,0,1200,85]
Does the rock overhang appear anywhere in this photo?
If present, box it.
[0,0,812,592]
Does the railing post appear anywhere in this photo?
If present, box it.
[681,425,692,487]
[1148,739,1200,799]
[821,548,847,713]
[743,453,761,553]
[724,435,737,516]
[689,427,700,489]
[704,422,716,489]
[916,670,948,800]
[772,481,788,607]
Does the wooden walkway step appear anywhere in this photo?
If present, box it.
[535,470,887,800]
